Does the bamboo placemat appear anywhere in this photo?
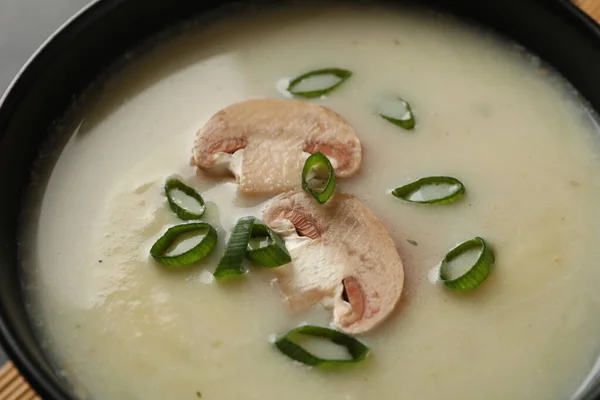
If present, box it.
[577,0,600,20]
[0,362,40,400]
[0,1,599,399]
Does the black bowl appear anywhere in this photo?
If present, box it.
[0,0,599,399]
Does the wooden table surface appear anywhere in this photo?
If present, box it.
[578,0,600,19]
[0,1,598,399]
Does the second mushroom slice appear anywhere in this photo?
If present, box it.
[193,99,362,195]
[263,190,404,335]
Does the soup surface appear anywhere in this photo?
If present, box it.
[20,4,600,400]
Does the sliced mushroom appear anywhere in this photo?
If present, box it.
[263,190,404,334]
[193,99,362,195]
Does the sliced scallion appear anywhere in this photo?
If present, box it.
[164,178,206,220]
[213,216,255,280]
[287,68,352,98]
[439,237,495,290]
[379,97,416,130]
[392,176,465,204]
[150,223,217,267]
[246,223,291,268]
[214,217,292,280]
[274,325,370,366]
[302,152,336,204]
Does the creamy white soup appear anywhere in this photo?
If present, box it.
[19,4,600,400]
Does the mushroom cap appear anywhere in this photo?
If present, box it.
[263,190,404,334]
[193,99,362,195]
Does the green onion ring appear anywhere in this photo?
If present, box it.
[302,152,336,204]
[274,325,370,366]
[439,237,495,290]
[150,223,217,267]
[380,97,416,130]
[164,178,206,220]
[392,176,465,204]
[246,223,291,268]
[213,216,255,280]
[287,68,352,98]
[214,217,292,280]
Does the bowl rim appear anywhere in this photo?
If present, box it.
[0,0,599,399]
[0,2,110,398]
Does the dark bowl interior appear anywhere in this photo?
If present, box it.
[1,0,599,399]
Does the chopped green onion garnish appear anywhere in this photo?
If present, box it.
[150,223,217,267]
[287,68,352,98]
[274,325,370,366]
[440,237,495,290]
[392,176,465,204]
[246,222,291,268]
[302,152,336,204]
[214,217,292,280]
[164,178,206,220]
[379,97,416,130]
[214,216,255,280]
